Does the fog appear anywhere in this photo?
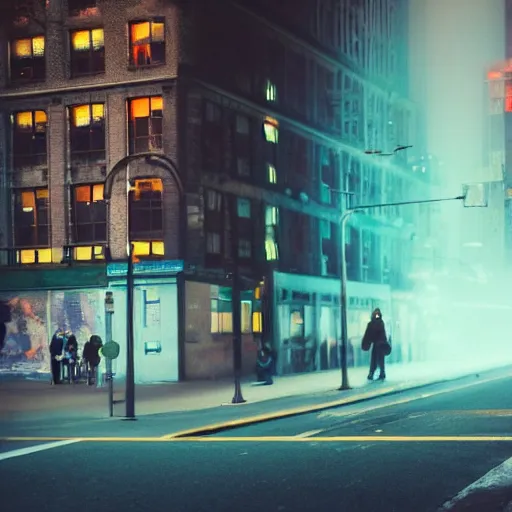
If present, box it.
[406,0,512,367]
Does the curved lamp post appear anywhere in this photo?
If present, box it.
[103,153,184,420]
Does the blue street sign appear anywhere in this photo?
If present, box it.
[107,260,184,277]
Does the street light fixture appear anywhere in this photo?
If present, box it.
[337,185,486,391]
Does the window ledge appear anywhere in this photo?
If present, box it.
[127,62,166,72]
[9,78,47,87]
[70,71,106,80]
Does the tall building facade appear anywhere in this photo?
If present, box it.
[0,0,434,382]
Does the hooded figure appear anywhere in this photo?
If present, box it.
[362,308,388,381]
[49,330,65,384]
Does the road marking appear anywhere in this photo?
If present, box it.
[439,456,512,510]
[162,372,511,439]
[0,439,81,461]
[295,430,324,438]
[1,435,512,443]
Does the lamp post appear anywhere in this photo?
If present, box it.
[230,196,246,404]
[337,191,479,392]
[103,153,184,420]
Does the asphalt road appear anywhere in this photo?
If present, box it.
[1,375,512,512]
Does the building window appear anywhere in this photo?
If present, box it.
[206,232,221,254]
[69,104,106,162]
[129,20,165,67]
[129,178,164,241]
[234,114,251,178]
[266,79,277,102]
[238,238,252,258]
[132,240,164,258]
[237,198,251,218]
[205,190,222,257]
[265,205,279,261]
[13,188,49,248]
[241,300,252,333]
[12,111,47,168]
[72,183,106,243]
[211,296,233,333]
[128,96,163,153]
[70,28,104,76]
[68,0,98,17]
[10,36,45,82]
[203,101,223,172]
[267,163,277,184]
[263,117,279,143]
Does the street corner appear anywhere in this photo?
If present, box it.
[439,457,512,512]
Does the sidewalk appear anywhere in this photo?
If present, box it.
[1,356,510,423]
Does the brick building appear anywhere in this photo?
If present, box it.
[0,0,435,382]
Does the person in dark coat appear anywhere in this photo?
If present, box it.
[362,308,388,381]
[83,335,103,385]
[63,334,79,383]
[49,331,64,384]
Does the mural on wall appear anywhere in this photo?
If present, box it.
[0,290,104,377]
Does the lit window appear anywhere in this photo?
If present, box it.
[263,117,279,144]
[14,188,49,248]
[265,79,277,102]
[265,205,279,261]
[12,111,47,168]
[267,163,277,184]
[10,36,45,81]
[211,296,233,333]
[72,184,106,243]
[18,248,52,264]
[129,178,164,242]
[128,96,163,153]
[131,240,164,258]
[237,198,251,218]
[129,20,165,67]
[70,28,104,76]
[265,206,278,226]
[265,239,279,261]
[252,311,263,333]
[74,245,105,261]
[69,104,105,161]
[241,301,252,333]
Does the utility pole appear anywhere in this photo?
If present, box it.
[230,196,246,404]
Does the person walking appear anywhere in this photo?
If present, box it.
[362,308,389,381]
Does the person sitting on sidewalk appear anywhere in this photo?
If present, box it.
[256,344,275,385]
[362,308,389,381]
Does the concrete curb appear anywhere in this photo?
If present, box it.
[165,366,510,439]
[439,457,512,511]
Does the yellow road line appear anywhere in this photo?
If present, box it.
[2,435,512,443]
[161,373,511,439]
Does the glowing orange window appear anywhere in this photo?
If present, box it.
[129,20,165,67]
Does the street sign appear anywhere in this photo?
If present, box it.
[105,291,114,313]
[102,341,120,360]
[107,259,184,277]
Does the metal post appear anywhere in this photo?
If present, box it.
[125,242,136,419]
[105,293,114,417]
[339,210,355,391]
[230,197,246,404]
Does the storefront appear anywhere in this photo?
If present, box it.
[0,261,184,384]
[272,271,392,376]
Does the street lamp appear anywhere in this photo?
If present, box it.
[337,186,486,392]
[103,153,184,420]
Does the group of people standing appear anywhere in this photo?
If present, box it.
[49,331,103,385]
